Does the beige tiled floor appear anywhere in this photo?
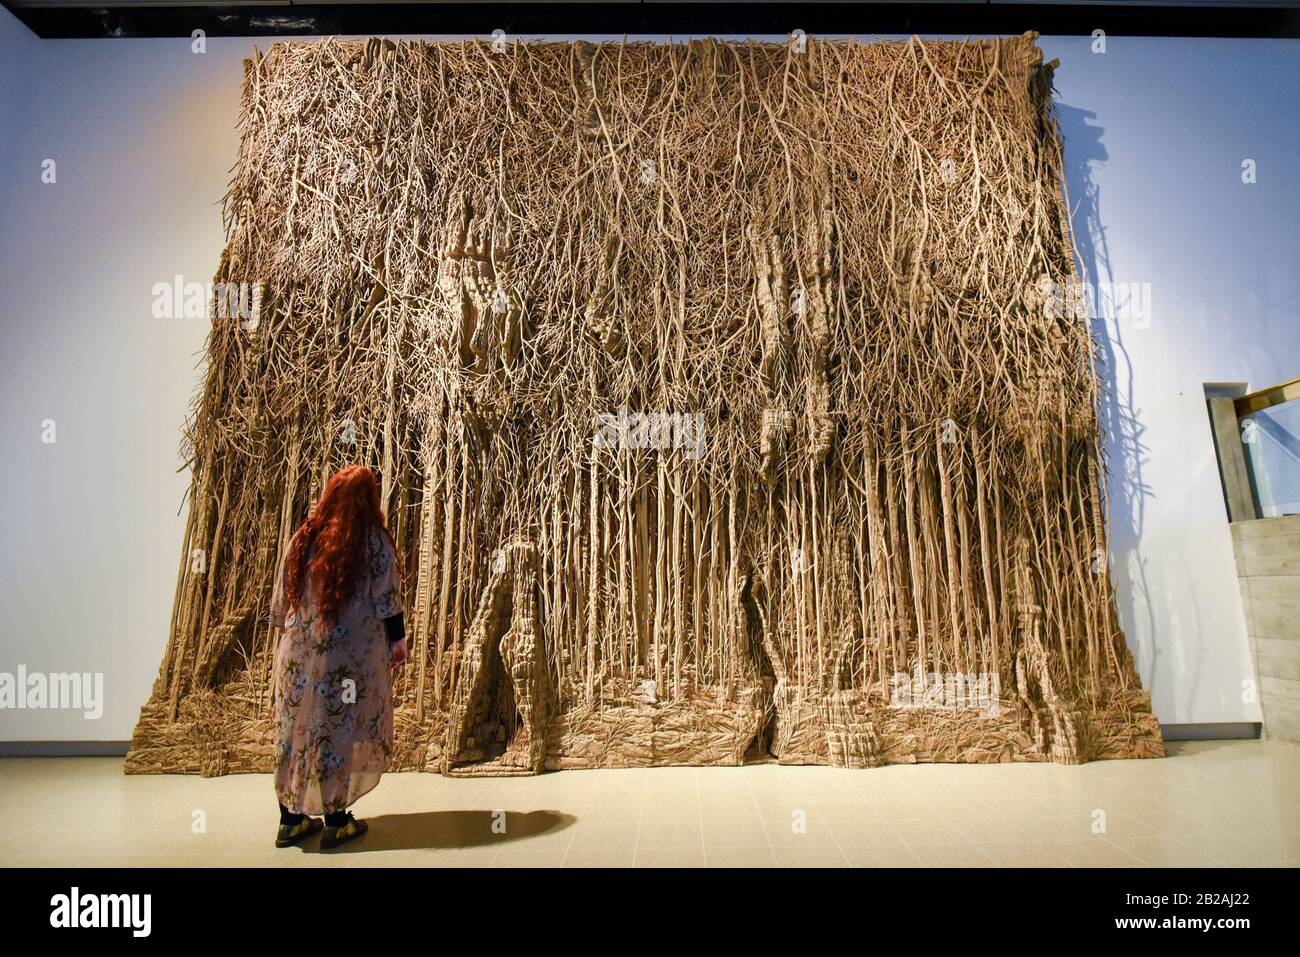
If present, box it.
[2,740,1297,867]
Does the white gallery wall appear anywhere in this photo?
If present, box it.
[1,8,1295,741]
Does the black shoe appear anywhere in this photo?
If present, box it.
[320,814,368,850]
[275,817,323,848]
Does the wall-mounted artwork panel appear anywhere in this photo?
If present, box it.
[128,34,1163,776]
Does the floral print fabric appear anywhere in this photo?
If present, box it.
[270,525,403,815]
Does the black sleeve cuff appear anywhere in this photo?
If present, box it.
[382,612,406,644]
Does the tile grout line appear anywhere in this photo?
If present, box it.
[798,770,851,866]
[865,783,922,866]
[694,768,706,866]
[555,773,593,867]
[740,762,777,867]
[632,770,648,866]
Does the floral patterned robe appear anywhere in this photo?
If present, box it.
[271,525,403,815]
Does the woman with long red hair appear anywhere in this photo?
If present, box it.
[269,465,407,849]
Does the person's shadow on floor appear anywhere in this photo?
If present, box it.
[301,810,575,853]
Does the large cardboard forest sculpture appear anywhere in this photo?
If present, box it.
[128,34,1164,777]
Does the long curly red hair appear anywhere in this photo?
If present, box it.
[285,465,398,624]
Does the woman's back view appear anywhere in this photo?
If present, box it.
[269,465,406,849]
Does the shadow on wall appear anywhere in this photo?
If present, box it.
[1058,103,1176,700]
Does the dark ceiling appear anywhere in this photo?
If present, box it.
[4,1,1300,39]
